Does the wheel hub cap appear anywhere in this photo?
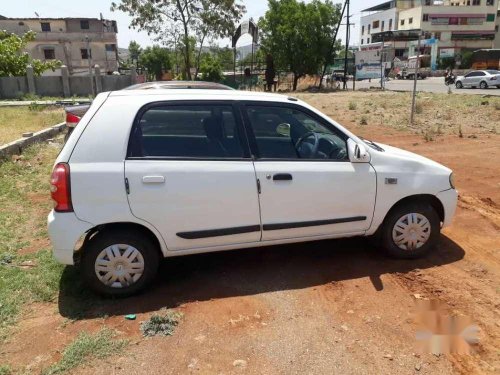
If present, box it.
[392,213,431,251]
[94,244,145,288]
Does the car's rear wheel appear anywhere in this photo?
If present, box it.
[381,203,440,259]
[455,81,463,89]
[81,229,160,296]
[479,81,488,89]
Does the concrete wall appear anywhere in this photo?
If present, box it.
[360,8,398,46]
[0,70,134,99]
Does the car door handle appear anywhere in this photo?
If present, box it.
[142,176,165,184]
[273,173,293,181]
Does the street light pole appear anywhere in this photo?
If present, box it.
[410,32,422,125]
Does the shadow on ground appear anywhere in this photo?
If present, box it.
[58,235,464,319]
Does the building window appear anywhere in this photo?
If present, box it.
[80,20,90,29]
[423,14,429,22]
[400,19,405,26]
[368,24,371,33]
[409,17,413,24]
[105,44,116,52]
[40,22,51,32]
[449,17,459,25]
[486,13,495,21]
[362,25,364,35]
[361,38,364,45]
[367,38,370,44]
[496,25,499,32]
[389,19,393,30]
[425,0,431,5]
[81,49,92,59]
[472,0,480,5]
[43,49,55,60]
[434,32,441,40]
[373,20,380,28]
[486,0,494,5]
[381,20,385,31]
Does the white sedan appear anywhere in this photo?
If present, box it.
[455,70,500,89]
[48,89,458,296]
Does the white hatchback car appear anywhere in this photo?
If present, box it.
[48,89,457,296]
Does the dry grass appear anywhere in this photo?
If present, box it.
[296,91,500,138]
[0,106,64,145]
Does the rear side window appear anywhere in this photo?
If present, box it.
[129,104,246,158]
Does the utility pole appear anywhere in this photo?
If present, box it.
[380,35,385,90]
[343,0,350,90]
[85,35,94,96]
[410,32,422,125]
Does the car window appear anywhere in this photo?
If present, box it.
[486,70,500,75]
[465,72,477,77]
[477,72,486,76]
[129,104,245,158]
[245,105,347,160]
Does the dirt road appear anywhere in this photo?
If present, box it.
[1,92,499,375]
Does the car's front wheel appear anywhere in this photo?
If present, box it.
[81,229,160,296]
[455,81,463,89]
[381,203,440,259]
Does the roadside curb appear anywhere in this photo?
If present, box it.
[0,122,65,160]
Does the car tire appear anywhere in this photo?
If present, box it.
[496,85,500,89]
[81,229,160,297]
[455,81,463,89]
[479,81,488,89]
[381,202,440,259]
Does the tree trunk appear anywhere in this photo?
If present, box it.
[292,73,300,91]
[183,26,192,80]
[194,33,206,80]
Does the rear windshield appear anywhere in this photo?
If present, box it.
[486,70,499,75]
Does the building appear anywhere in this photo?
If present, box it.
[360,0,500,63]
[0,15,119,75]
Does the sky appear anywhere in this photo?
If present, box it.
[1,0,383,48]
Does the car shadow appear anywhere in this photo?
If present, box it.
[58,235,464,320]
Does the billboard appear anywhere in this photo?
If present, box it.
[355,50,382,80]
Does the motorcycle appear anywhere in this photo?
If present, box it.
[444,74,456,86]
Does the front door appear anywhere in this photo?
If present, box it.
[125,102,261,251]
[243,103,376,241]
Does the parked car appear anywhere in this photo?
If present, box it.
[455,70,500,89]
[63,81,233,141]
[49,89,458,296]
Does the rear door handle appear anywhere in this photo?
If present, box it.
[273,173,293,181]
[142,175,165,184]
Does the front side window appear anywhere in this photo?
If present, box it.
[43,49,55,59]
[41,22,51,32]
[245,105,347,160]
[80,49,91,59]
[130,104,245,158]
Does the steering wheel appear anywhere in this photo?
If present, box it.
[295,131,320,158]
[326,139,347,160]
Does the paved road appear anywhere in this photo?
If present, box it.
[353,76,500,96]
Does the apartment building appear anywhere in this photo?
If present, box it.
[360,0,499,60]
[0,15,119,75]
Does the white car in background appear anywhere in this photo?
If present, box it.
[455,70,500,89]
[48,89,458,296]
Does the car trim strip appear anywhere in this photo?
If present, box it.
[177,225,261,239]
[262,216,367,231]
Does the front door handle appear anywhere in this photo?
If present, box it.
[142,175,165,184]
[273,173,293,181]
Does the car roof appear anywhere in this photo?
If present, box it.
[109,88,294,103]
[123,81,233,90]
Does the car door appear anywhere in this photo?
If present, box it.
[242,102,376,241]
[125,101,262,251]
[463,72,475,87]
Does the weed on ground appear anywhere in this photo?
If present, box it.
[140,310,183,337]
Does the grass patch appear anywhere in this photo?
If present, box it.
[0,143,65,338]
[0,364,12,375]
[140,310,182,337]
[359,115,368,125]
[43,329,127,375]
[0,106,64,144]
[348,101,357,110]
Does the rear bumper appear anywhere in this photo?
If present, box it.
[436,188,458,228]
[47,210,93,265]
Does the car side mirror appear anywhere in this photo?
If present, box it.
[276,123,291,137]
[347,138,370,163]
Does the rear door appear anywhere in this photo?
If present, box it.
[125,101,261,251]
[242,102,376,241]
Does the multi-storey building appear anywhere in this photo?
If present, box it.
[0,15,119,75]
[360,0,499,61]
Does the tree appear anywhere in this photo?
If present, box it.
[128,40,143,64]
[258,0,341,90]
[111,0,245,80]
[199,54,223,82]
[0,30,60,77]
[139,46,172,80]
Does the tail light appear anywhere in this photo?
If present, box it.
[490,76,497,80]
[50,163,73,212]
[66,112,81,128]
